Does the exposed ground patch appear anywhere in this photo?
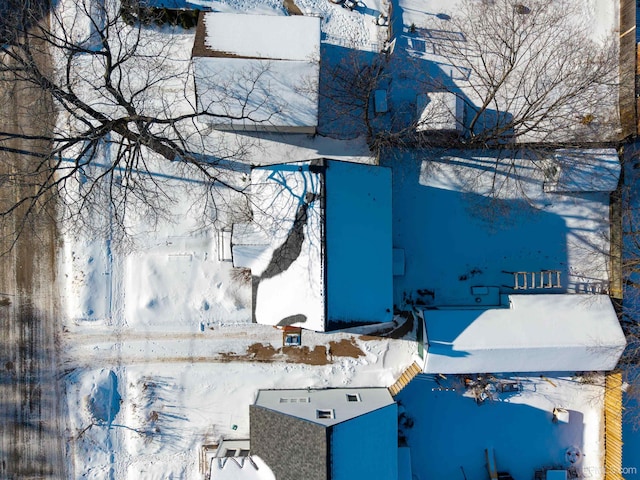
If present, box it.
[218,337,365,365]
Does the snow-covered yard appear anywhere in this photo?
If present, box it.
[60,151,417,478]
[51,0,627,478]
[61,143,621,477]
[65,341,416,479]
[397,373,606,480]
[380,146,621,479]
[385,150,615,308]
[389,0,620,143]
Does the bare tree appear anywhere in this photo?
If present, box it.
[0,0,623,248]
[0,0,281,245]
[320,0,619,155]
[319,49,388,142]
[415,0,619,146]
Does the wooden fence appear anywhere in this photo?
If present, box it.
[604,372,624,480]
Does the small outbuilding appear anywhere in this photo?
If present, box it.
[416,91,464,134]
[423,294,626,374]
[192,12,320,133]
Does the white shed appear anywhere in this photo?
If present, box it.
[423,294,626,374]
[192,13,320,133]
[416,92,464,133]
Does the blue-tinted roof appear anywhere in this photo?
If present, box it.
[247,160,393,331]
[324,161,393,326]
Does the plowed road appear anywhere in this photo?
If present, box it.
[0,34,66,479]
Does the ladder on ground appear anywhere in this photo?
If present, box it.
[388,362,422,397]
[508,270,561,290]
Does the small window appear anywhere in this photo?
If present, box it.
[316,409,334,419]
[346,393,361,402]
[239,449,250,457]
[280,396,310,403]
[224,449,237,457]
[284,333,301,346]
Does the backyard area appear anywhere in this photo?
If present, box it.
[0,0,630,478]
[384,150,616,308]
[397,373,606,480]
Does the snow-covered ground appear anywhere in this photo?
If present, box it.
[390,0,620,143]
[380,146,620,478]
[384,149,615,307]
[397,373,606,479]
[54,1,412,477]
[59,140,417,478]
[64,334,416,478]
[53,0,624,478]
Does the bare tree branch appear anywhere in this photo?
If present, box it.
[0,0,280,245]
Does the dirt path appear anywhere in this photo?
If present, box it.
[61,328,368,368]
[0,30,66,480]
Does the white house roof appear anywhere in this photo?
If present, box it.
[236,160,393,331]
[193,13,320,132]
[202,13,320,61]
[246,162,325,330]
[415,149,614,300]
[416,92,464,132]
[253,388,394,427]
[423,294,626,374]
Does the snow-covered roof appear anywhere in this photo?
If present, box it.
[201,13,319,61]
[237,159,393,331]
[253,387,394,427]
[193,13,320,132]
[251,387,398,480]
[244,161,325,330]
[404,149,614,304]
[544,148,621,193]
[423,294,626,374]
[416,92,464,133]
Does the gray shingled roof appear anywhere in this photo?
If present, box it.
[250,405,328,480]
